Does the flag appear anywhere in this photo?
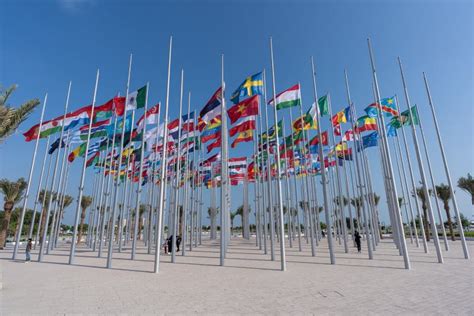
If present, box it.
[48,136,67,155]
[228,157,247,168]
[334,124,341,136]
[86,152,100,168]
[230,72,263,104]
[355,116,377,133]
[292,113,317,132]
[201,125,221,143]
[365,96,399,118]
[309,131,328,146]
[231,130,253,148]
[200,87,222,124]
[227,95,259,124]
[331,108,348,126]
[126,85,147,111]
[259,120,282,144]
[318,95,329,116]
[181,112,195,133]
[389,105,419,129]
[268,84,301,110]
[357,131,379,151]
[206,136,221,153]
[229,116,256,137]
[200,152,221,166]
[23,105,91,141]
[136,103,160,132]
[107,113,133,136]
[342,129,357,142]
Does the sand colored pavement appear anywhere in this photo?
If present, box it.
[1,236,473,315]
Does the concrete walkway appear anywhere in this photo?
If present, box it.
[1,237,473,314]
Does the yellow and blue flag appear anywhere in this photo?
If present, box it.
[230,72,263,104]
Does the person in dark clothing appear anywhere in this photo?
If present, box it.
[176,236,182,251]
[354,231,361,253]
[25,238,32,262]
[166,235,182,253]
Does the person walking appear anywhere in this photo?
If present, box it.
[354,231,361,253]
[25,238,32,262]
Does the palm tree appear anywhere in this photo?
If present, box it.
[230,211,237,234]
[414,186,432,241]
[0,178,27,248]
[457,173,473,205]
[0,85,40,143]
[37,189,55,244]
[207,206,219,239]
[138,203,147,240]
[350,197,363,231]
[77,195,93,244]
[435,184,455,241]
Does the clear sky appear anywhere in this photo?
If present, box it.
[1,0,473,226]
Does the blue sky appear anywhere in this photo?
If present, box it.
[1,0,473,226]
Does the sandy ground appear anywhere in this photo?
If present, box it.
[1,235,473,315]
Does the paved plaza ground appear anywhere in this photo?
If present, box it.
[1,236,473,315]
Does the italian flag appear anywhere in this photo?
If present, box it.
[268,84,301,110]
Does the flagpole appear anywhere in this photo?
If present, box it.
[154,37,173,273]
[38,83,71,262]
[220,54,227,266]
[423,73,469,259]
[34,148,53,250]
[262,69,276,261]
[98,113,118,257]
[394,95,428,252]
[257,80,268,254]
[281,122,293,248]
[93,138,110,251]
[397,57,443,263]
[69,69,100,264]
[28,136,50,239]
[310,58,335,264]
[181,92,192,255]
[54,143,73,248]
[48,130,70,252]
[128,83,149,259]
[328,96,349,253]
[171,69,185,263]
[367,40,410,269]
[12,93,48,259]
[269,37,287,271]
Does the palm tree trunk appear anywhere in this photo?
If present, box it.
[0,203,14,249]
[39,207,49,244]
[138,213,143,240]
[423,207,430,242]
[77,207,86,244]
[444,202,455,241]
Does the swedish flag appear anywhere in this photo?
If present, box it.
[230,72,263,104]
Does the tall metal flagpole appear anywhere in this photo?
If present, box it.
[367,40,410,269]
[69,69,100,264]
[107,54,133,268]
[422,72,469,259]
[28,136,50,239]
[38,84,71,262]
[93,139,110,251]
[327,95,349,253]
[397,57,443,264]
[131,82,149,259]
[394,95,428,252]
[12,93,48,259]
[311,57,335,264]
[220,54,227,266]
[415,101,449,251]
[34,151,53,250]
[154,36,173,273]
[171,69,184,263]
[48,130,70,252]
[262,70,275,260]
[269,37,287,271]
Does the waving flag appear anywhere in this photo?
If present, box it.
[137,103,160,132]
[206,136,221,153]
[365,96,399,118]
[126,85,147,111]
[230,72,263,104]
[227,95,259,124]
[268,84,301,110]
[229,116,256,137]
[309,131,329,147]
[231,130,253,148]
[259,120,282,144]
[200,87,222,124]
[389,105,419,129]
[356,131,379,151]
[331,107,350,126]
[181,112,195,132]
[355,116,377,133]
[200,125,221,143]
[200,152,221,166]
